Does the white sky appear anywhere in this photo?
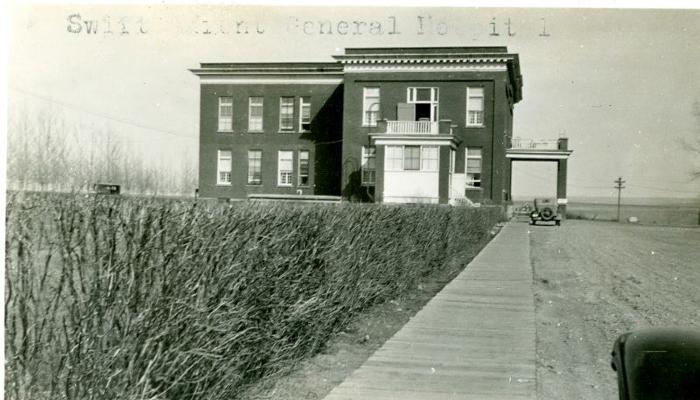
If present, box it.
[5,3,700,200]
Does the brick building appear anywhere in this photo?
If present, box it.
[191,46,524,204]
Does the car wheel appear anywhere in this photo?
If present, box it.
[540,207,554,221]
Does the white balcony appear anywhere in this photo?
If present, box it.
[506,137,573,160]
[508,137,560,150]
[386,120,439,135]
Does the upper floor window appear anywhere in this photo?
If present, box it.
[361,146,376,186]
[248,97,263,132]
[298,150,310,186]
[247,150,262,185]
[279,97,295,131]
[407,87,439,122]
[466,147,482,187]
[466,87,484,127]
[217,150,232,185]
[299,97,311,132]
[218,97,233,132]
[362,87,380,127]
[278,150,293,186]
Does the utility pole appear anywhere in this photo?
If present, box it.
[614,177,626,222]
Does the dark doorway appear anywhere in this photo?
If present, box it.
[415,103,431,121]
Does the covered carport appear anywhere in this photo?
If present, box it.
[506,137,573,217]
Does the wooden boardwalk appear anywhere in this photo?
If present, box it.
[324,223,535,400]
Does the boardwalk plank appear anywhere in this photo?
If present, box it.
[324,224,535,400]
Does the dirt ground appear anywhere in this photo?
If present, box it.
[530,220,700,400]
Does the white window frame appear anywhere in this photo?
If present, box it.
[403,145,421,171]
[466,87,485,127]
[298,150,310,186]
[299,97,311,132]
[385,145,439,172]
[218,97,233,132]
[407,87,439,122]
[386,145,403,171]
[247,150,262,185]
[277,150,294,186]
[217,150,232,185]
[421,146,439,172]
[361,146,376,186]
[279,97,295,131]
[465,147,483,187]
[248,97,264,132]
[362,87,380,127]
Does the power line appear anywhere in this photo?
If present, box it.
[9,86,197,141]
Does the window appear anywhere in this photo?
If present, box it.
[278,150,293,186]
[279,97,294,131]
[217,150,232,185]
[421,146,439,172]
[218,97,233,132]
[248,97,263,132]
[407,87,439,122]
[247,150,262,185]
[386,145,403,171]
[385,145,440,172]
[361,146,376,186]
[362,88,380,126]
[466,87,484,126]
[404,146,420,171]
[299,97,311,132]
[298,150,309,186]
[466,147,482,187]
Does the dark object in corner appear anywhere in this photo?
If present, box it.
[611,328,700,400]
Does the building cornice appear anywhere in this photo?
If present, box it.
[344,63,507,73]
[198,76,343,85]
[332,54,517,65]
[190,62,343,79]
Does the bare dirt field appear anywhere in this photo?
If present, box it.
[530,220,700,400]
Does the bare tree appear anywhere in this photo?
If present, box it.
[7,107,72,191]
[7,105,197,196]
[179,147,198,197]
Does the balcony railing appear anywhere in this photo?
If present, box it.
[508,137,561,150]
[386,120,439,135]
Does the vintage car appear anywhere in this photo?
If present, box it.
[612,328,700,400]
[529,198,561,226]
